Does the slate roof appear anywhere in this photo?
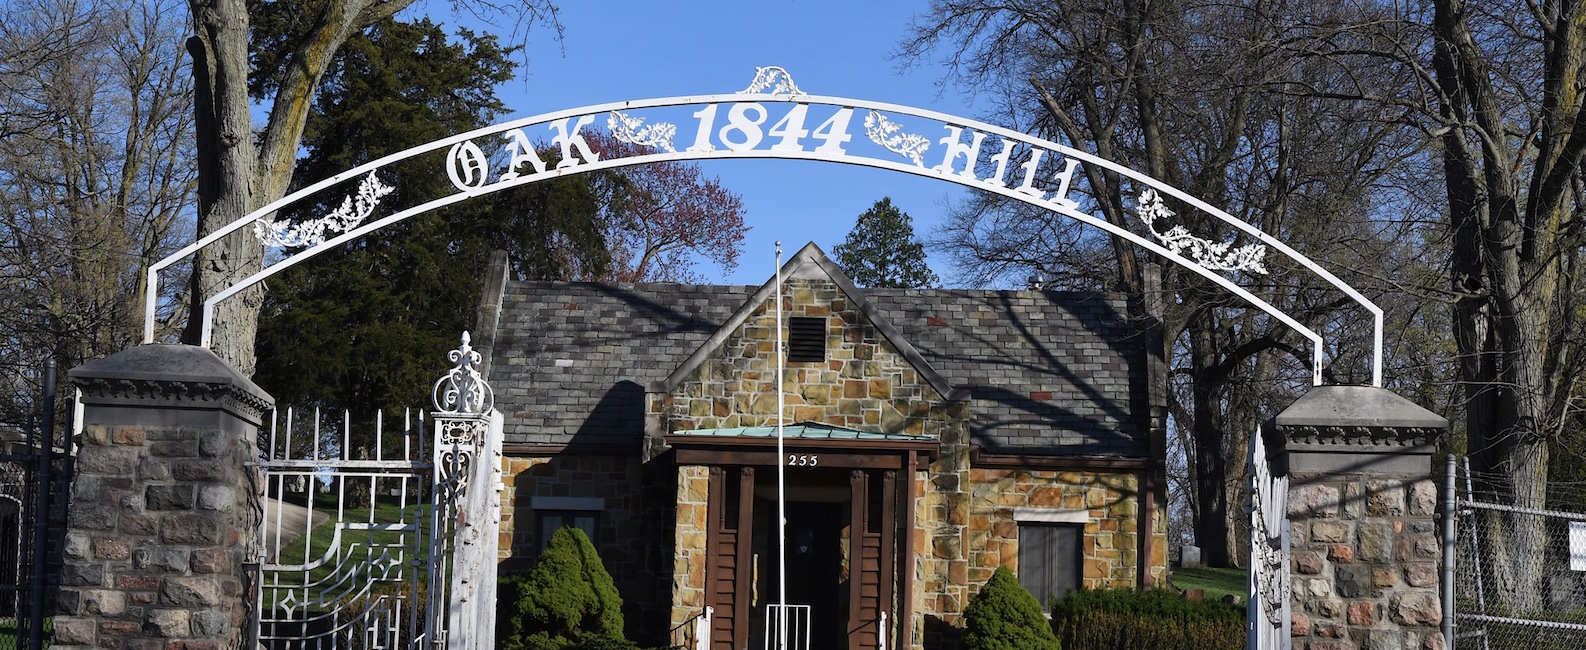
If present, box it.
[868,290,1151,456]
[488,281,1153,457]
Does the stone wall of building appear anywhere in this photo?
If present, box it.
[908,464,1167,650]
[665,279,953,436]
[967,468,1168,589]
[501,453,676,638]
[670,465,712,632]
[1288,476,1444,650]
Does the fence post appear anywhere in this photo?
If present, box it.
[56,345,273,650]
[1267,386,1448,650]
[1441,455,1457,649]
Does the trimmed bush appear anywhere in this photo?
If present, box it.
[1049,588,1244,650]
[963,566,1061,650]
[498,526,636,650]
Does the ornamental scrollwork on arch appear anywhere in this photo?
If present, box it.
[254,172,394,248]
[738,66,805,97]
[608,110,678,153]
[1136,188,1268,275]
[864,110,930,167]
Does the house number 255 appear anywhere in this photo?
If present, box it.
[787,454,818,466]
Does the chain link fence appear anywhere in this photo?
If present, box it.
[1454,459,1586,649]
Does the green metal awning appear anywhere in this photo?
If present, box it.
[670,421,932,442]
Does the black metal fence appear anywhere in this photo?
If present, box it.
[0,360,74,650]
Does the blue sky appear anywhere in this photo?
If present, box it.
[439,0,987,285]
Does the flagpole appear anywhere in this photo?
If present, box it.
[775,242,788,650]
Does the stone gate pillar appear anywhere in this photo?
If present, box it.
[57,345,273,650]
[1268,386,1448,650]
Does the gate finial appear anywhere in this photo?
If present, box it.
[433,331,493,414]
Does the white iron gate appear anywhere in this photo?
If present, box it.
[1248,427,1291,650]
[253,334,503,650]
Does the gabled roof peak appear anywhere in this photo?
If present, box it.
[657,242,964,401]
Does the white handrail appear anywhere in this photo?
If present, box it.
[878,611,888,650]
[763,604,810,650]
[696,606,712,650]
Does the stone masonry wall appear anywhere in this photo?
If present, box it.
[665,278,954,436]
[909,466,1166,650]
[1288,476,1443,650]
[967,468,1167,589]
[55,423,257,650]
[501,454,667,636]
[669,465,712,631]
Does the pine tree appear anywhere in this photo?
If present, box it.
[253,18,614,418]
[500,527,634,650]
[962,566,1060,650]
[832,197,940,289]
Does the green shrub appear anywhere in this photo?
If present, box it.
[498,527,636,650]
[1050,588,1244,650]
[963,566,1060,650]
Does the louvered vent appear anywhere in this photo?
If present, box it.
[787,317,826,362]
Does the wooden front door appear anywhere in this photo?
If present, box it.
[696,459,912,650]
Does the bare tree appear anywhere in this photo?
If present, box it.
[1292,0,1586,610]
[581,132,748,283]
[0,0,195,428]
[903,0,1422,566]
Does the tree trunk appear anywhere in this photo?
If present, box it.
[1188,309,1231,567]
[1430,0,1572,613]
[182,0,261,375]
[180,0,419,375]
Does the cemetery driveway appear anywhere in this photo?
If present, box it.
[262,498,328,556]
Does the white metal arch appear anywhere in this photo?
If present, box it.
[145,67,1382,387]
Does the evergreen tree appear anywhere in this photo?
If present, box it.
[252,18,613,418]
[962,566,1060,650]
[832,197,940,288]
[500,527,634,650]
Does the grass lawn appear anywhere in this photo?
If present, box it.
[264,497,433,611]
[0,618,50,649]
[1167,565,1249,606]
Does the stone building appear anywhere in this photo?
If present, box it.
[475,243,1169,650]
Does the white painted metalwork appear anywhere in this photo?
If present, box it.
[739,66,805,97]
[429,332,504,650]
[433,408,503,650]
[254,335,502,649]
[144,66,1384,386]
[878,610,888,650]
[254,172,394,248]
[608,110,678,152]
[669,606,712,650]
[256,406,436,649]
[697,607,713,650]
[763,604,811,650]
[1247,427,1291,650]
[432,331,493,415]
[1137,189,1268,274]
[864,110,931,166]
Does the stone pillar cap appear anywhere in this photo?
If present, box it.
[1266,385,1448,477]
[1272,385,1447,431]
[69,344,274,419]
